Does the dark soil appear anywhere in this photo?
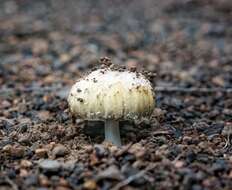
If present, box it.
[0,0,232,190]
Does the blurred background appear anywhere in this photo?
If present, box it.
[0,0,232,90]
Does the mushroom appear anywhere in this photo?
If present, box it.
[68,65,155,146]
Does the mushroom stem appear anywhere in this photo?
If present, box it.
[105,120,121,146]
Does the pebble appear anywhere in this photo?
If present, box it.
[222,122,232,136]
[18,135,31,145]
[52,145,68,158]
[94,144,108,158]
[39,160,61,172]
[11,145,25,158]
[25,174,38,186]
[84,145,93,153]
[55,187,71,190]
[32,39,48,55]
[62,160,76,171]
[96,165,123,180]
[128,143,146,159]
[59,178,69,187]
[174,161,185,168]
[20,169,29,177]
[1,100,11,109]
[20,160,33,168]
[37,111,51,121]
[2,144,12,153]
[39,175,50,187]
[83,180,97,190]
[35,148,48,158]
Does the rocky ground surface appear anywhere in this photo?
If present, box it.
[0,0,232,189]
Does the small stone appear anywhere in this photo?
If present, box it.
[59,178,69,187]
[174,161,185,168]
[126,59,138,69]
[37,111,51,121]
[11,145,25,158]
[182,136,193,144]
[39,175,50,187]
[96,165,123,180]
[19,169,28,177]
[52,145,68,158]
[132,160,145,168]
[62,160,76,171]
[18,135,31,145]
[1,100,11,109]
[109,145,118,154]
[84,145,93,153]
[35,148,48,158]
[32,39,48,55]
[153,108,166,121]
[90,153,99,166]
[128,143,146,159]
[24,174,38,186]
[39,159,61,172]
[60,53,72,64]
[2,144,12,153]
[212,76,225,87]
[83,180,97,190]
[94,144,107,158]
[192,184,204,190]
[229,170,232,178]
[222,122,232,136]
[20,160,32,168]
[18,103,27,113]
[55,187,70,190]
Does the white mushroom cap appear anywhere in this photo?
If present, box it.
[68,68,155,120]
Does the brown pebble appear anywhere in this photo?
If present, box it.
[19,169,28,177]
[59,178,69,187]
[39,175,50,187]
[18,135,31,145]
[35,148,48,158]
[83,180,97,190]
[20,160,32,168]
[11,145,25,158]
[174,161,185,168]
[90,153,99,166]
[2,144,13,153]
[55,187,71,190]
[52,145,68,158]
[84,145,93,153]
[128,143,146,159]
[37,111,51,121]
[32,39,48,55]
[126,59,138,69]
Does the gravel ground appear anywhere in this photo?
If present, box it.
[0,0,232,190]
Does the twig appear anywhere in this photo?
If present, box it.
[223,134,231,150]
[4,176,19,190]
[111,164,156,190]
[152,130,173,136]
